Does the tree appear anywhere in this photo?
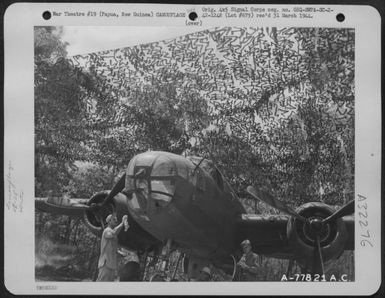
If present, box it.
[35,27,101,196]
[35,26,355,281]
[65,27,354,207]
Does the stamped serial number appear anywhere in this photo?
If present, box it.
[281,274,349,282]
[357,194,373,247]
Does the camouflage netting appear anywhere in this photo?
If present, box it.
[35,26,355,282]
[68,27,354,208]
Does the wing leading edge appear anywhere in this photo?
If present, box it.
[234,213,354,259]
[35,197,90,217]
[234,214,293,258]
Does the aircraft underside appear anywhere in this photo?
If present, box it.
[35,151,354,281]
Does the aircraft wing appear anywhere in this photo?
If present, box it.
[235,214,354,270]
[35,197,90,217]
[234,213,354,257]
[234,214,293,257]
[35,192,161,251]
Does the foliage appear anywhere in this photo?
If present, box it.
[35,26,355,281]
[63,162,119,198]
[34,27,117,280]
[35,27,97,196]
[35,212,100,281]
[65,27,354,207]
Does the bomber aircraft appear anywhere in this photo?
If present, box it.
[36,151,354,281]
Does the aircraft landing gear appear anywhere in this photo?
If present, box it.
[119,261,140,281]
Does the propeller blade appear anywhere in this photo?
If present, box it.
[311,234,324,276]
[247,186,308,223]
[322,200,355,224]
[35,197,89,217]
[101,173,126,206]
[95,212,105,230]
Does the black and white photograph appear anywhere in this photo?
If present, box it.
[3,3,381,296]
[34,25,355,282]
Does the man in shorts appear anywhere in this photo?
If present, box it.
[96,214,129,281]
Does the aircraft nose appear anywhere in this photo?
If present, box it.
[123,152,177,215]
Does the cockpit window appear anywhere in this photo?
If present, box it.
[125,153,179,213]
[128,192,147,211]
[135,179,149,196]
[151,156,177,177]
[152,193,172,207]
[129,193,141,210]
[151,180,174,207]
[151,180,175,195]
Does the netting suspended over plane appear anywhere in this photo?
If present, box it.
[68,27,354,204]
[69,27,354,133]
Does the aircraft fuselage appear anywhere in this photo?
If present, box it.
[114,151,245,258]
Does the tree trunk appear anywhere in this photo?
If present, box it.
[64,217,72,245]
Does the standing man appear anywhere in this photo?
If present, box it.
[97,214,129,281]
[237,239,260,281]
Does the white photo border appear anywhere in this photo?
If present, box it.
[3,3,381,295]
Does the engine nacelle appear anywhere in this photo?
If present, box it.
[83,191,115,237]
[287,202,347,270]
[83,190,161,252]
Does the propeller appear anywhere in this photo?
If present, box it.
[322,199,354,225]
[83,173,127,228]
[100,173,127,206]
[310,223,324,276]
[246,186,309,223]
[35,197,90,217]
[247,185,354,277]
